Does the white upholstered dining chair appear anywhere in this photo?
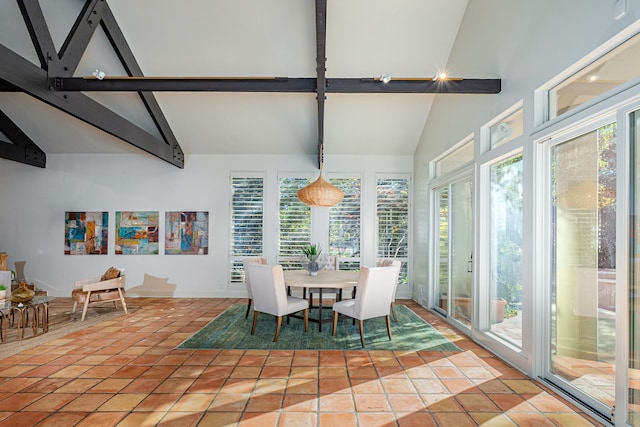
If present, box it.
[245,263,309,342]
[378,259,402,321]
[242,257,267,318]
[331,265,398,348]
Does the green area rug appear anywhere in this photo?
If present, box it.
[178,303,460,351]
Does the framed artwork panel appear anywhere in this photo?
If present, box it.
[165,211,209,255]
[65,211,109,255]
[115,211,159,255]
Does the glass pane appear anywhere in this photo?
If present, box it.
[488,154,523,347]
[550,122,617,408]
[490,109,523,149]
[377,178,409,284]
[450,179,474,326]
[279,177,311,266]
[434,140,474,178]
[436,188,450,315]
[329,178,361,262]
[230,177,264,282]
[550,32,640,120]
[630,110,640,425]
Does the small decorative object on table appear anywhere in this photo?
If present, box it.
[0,284,6,299]
[10,280,35,303]
[301,243,326,276]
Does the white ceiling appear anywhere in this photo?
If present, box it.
[0,0,471,158]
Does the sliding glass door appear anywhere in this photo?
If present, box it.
[630,109,640,425]
[434,176,474,327]
[546,120,617,416]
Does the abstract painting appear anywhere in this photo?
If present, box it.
[115,211,159,255]
[64,211,109,255]
[165,211,209,255]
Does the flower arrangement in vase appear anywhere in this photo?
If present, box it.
[301,243,326,276]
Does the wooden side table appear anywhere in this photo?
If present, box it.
[0,296,54,342]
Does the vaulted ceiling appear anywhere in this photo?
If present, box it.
[0,0,500,169]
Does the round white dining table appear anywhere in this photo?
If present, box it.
[283,269,359,332]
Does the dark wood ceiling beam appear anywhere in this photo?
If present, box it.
[0,0,184,168]
[328,77,501,94]
[0,109,46,168]
[0,44,182,168]
[315,0,327,169]
[16,0,56,70]
[53,0,106,75]
[53,77,318,92]
[100,4,183,165]
[52,76,501,94]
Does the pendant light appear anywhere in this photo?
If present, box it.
[297,143,344,207]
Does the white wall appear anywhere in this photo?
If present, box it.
[412,0,640,302]
[0,152,412,298]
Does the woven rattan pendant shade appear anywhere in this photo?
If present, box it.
[297,173,344,206]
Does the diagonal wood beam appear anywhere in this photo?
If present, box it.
[1,0,184,168]
[54,0,106,76]
[100,4,183,165]
[0,109,46,168]
[17,0,56,70]
[0,44,182,168]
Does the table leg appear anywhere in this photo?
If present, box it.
[11,308,24,339]
[318,288,323,332]
[38,302,49,333]
[29,305,38,337]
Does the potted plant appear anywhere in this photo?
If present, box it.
[0,284,7,299]
[301,243,325,276]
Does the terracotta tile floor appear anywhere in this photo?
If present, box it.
[0,298,605,426]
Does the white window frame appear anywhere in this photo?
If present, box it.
[375,173,412,287]
[228,172,266,285]
[532,76,640,424]
[277,172,313,269]
[327,173,363,269]
[430,135,475,181]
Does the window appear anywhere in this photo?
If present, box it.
[329,177,361,270]
[490,109,523,149]
[630,108,640,425]
[547,121,617,411]
[279,177,311,270]
[549,32,640,120]
[488,153,523,347]
[377,177,410,284]
[229,176,264,283]
[433,138,474,178]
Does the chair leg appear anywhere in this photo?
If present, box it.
[273,316,283,342]
[332,311,339,336]
[72,301,78,314]
[245,299,252,318]
[385,315,393,341]
[391,302,397,322]
[303,309,309,332]
[358,320,366,348]
[251,311,259,335]
[118,289,128,314]
[81,291,91,321]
